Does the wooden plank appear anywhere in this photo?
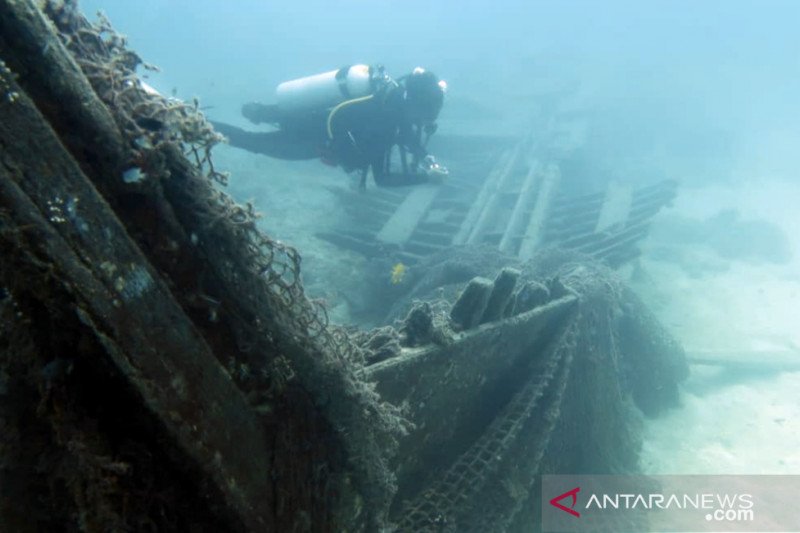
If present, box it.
[452,143,518,245]
[376,184,441,245]
[465,142,525,245]
[686,350,800,372]
[518,163,561,260]
[595,180,633,233]
[499,160,541,255]
[0,78,273,529]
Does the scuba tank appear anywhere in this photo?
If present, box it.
[275,64,374,114]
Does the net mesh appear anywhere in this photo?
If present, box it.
[395,322,576,532]
[40,1,408,527]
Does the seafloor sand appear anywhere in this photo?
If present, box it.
[630,179,800,475]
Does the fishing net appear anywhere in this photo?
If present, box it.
[3,1,409,528]
[386,249,686,532]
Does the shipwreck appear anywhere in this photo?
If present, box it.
[0,1,687,531]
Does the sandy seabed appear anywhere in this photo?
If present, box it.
[631,179,800,475]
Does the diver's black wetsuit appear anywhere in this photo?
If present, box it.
[211,83,432,187]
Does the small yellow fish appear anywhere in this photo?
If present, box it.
[390,262,407,285]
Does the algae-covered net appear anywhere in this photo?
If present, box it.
[375,248,686,532]
[2,0,409,528]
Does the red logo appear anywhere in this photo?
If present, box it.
[550,487,581,518]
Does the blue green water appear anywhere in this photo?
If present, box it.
[81,0,800,481]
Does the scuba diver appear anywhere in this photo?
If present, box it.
[211,65,449,188]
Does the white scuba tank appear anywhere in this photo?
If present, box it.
[275,64,373,113]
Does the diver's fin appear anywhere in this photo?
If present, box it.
[242,102,281,125]
[209,120,318,160]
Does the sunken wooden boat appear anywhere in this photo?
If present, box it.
[0,2,688,531]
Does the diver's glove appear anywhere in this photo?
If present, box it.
[419,155,449,183]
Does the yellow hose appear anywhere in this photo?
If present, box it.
[326,94,374,139]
